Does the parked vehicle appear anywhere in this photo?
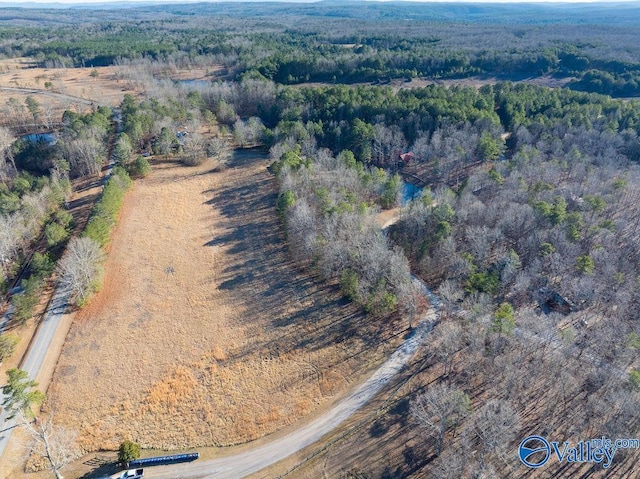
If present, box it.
[111,469,144,479]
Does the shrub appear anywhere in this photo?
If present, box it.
[118,440,141,466]
[466,271,499,294]
[45,222,68,247]
[0,333,19,362]
[83,215,112,248]
[277,190,295,218]
[576,255,595,275]
[82,167,132,247]
[380,173,402,209]
[269,147,308,176]
[340,268,359,301]
[54,209,74,228]
[9,252,54,325]
[30,252,54,280]
[491,302,516,335]
[11,283,40,325]
[628,370,640,391]
[365,290,398,316]
[539,242,556,256]
[127,156,151,178]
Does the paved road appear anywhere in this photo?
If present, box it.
[0,304,15,337]
[143,278,438,479]
[0,103,118,467]
[0,283,71,460]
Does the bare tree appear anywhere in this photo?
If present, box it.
[433,320,464,376]
[411,382,471,456]
[233,118,248,147]
[0,213,25,278]
[286,199,318,262]
[56,237,104,306]
[469,399,519,459]
[245,117,265,145]
[60,136,105,177]
[22,413,79,479]
[0,125,16,180]
[428,447,466,479]
[6,97,27,127]
[181,131,207,166]
[42,103,57,130]
[372,123,406,170]
[398,279,429,329]
[206,136,233,170]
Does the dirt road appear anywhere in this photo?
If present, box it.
[0,86,95,106]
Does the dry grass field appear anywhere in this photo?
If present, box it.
[0,58,140,126]
[45,150,403,452]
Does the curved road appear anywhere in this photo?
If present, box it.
[144,278,438,479]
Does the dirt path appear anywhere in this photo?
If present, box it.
[0,86,95,106]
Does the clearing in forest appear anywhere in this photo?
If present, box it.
[46,150,402,452]
[0,59,140,122]
[0,58,221,125]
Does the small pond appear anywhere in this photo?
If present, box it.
[177,79,210,88]
[20,133,57,145]
[402,180,424,204]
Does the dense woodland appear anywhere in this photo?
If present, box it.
[1,2,640,478]
[1,3,640,96]
[261,78,640,478]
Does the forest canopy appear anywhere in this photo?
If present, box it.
[0,2,640,97]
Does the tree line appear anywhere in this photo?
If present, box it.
[273,145,415,318]
[2,3,640,97]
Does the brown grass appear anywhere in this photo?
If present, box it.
[46,150,403,452]
[0,58,142,122]
[0,59,226,127]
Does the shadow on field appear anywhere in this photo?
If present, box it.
[201,148,399,385]
[77,457,119,479]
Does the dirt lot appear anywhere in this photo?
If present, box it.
[45,149,402,453]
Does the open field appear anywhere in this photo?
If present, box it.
[44,149,403,454]
[0,58,140,125]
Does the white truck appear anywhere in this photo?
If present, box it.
[111,469,144,479]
